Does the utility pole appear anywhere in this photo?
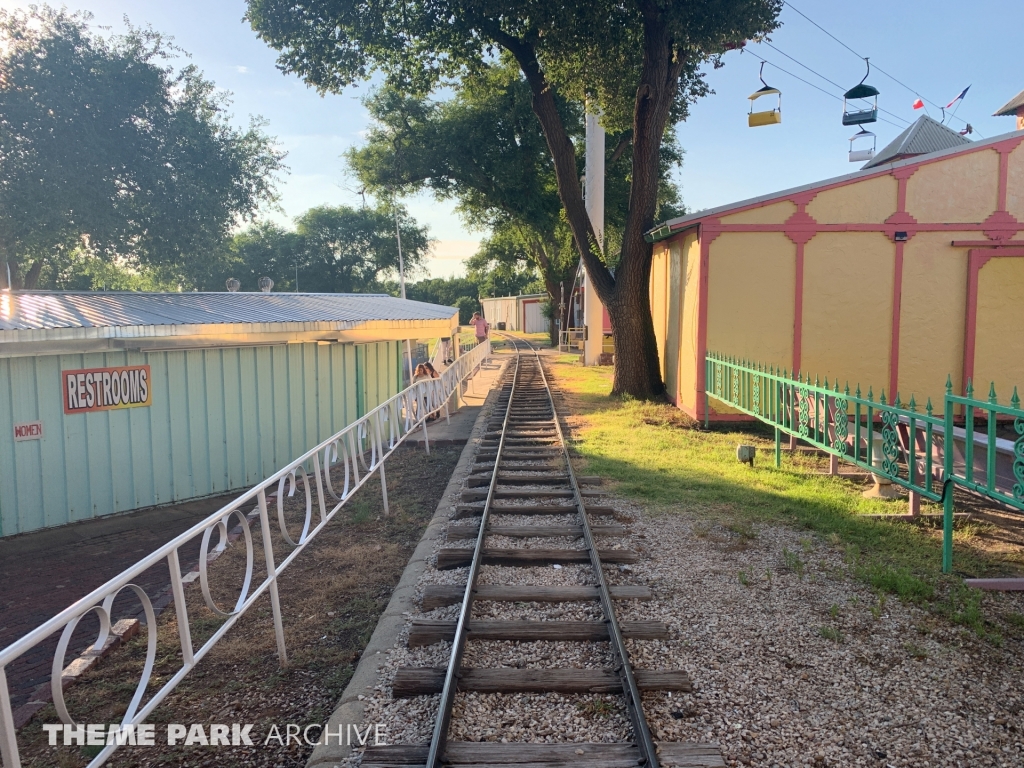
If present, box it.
[394,205,415,384]
[583,110,605,366]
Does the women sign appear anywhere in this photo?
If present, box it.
[63,365,152,414]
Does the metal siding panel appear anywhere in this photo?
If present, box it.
[304,344,319,445]
[127,351,155,509]
[204,349,228,493]
[271,345,289,467]
[255,346,276,478]
[0,359,13,535]
[6,358,41,533]
[79,353,114,520]
[185,350,211,496]
[148,353,174,504]
[287,344,304,458]
[222,348,245,488]
[165,351,194,501]
[34,356,68,531]
[355,345,365,417]
[60,355,91,522]
[103,351,136,515]
[238,347,262,485]
[344,344,357,426]
[317,344,332,440]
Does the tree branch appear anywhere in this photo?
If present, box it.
[487,27,616,303]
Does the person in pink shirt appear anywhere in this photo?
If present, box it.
[470,312,489,344]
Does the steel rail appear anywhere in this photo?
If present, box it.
[424,343,522,768]
[521,335,660,768]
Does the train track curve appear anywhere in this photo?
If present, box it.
[361,335,723,768]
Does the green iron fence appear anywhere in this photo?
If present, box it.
[704,352,1024,573]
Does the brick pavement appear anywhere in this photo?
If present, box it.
[0,493,237,713]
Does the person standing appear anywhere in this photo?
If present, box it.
[470,312,489,345]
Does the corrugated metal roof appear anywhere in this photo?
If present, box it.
[994,89,1024,117]
[0,292,456,332]
[861,115,970,169]
[646,126,1020,243]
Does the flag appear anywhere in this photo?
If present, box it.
[945,86,970,110]
[912,98,924,110]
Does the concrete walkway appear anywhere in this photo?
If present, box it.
[404,353,508,448]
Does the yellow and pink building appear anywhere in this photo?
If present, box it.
[647,121,1024,421]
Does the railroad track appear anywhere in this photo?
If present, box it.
[362,336,723,768]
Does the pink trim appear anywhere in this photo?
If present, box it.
[664,134,1024,237]
[889,241,905,399]
[963,246,1024,394]
[694,227,719,419]
[703,221,1021,237]
[951,239,1024,248]
[793,242,804,375]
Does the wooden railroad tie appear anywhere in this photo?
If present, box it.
[460,489,603,502]
[420,584,653,610]
[407,619,669,646]
[464,474,602,487]
[453,505,616,520]
[361,742,725,768]
[446,523,627,539]
[391,668,692,697]
[435,547,637,569]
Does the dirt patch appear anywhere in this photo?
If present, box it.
[14,445,462,768]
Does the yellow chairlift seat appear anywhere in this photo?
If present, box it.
[748,64,781,127]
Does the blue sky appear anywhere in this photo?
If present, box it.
[2,0,1021,277]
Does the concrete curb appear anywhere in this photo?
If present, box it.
[306,357,506,768]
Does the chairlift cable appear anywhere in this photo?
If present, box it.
[744,51,906,130]
[781,0,978,132]
[760,41,910,126]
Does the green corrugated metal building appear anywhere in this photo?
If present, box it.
[0,292,458,537]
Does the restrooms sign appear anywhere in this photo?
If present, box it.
[62,365,152,414]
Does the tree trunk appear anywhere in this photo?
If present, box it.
[497,20,683,399]
[23,259,43,289]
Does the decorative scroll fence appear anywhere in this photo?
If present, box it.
[0,341,492,768]
[704,352,1024,574]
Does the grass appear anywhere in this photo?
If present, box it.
[818,626,844,643]
[544,357,1021,637]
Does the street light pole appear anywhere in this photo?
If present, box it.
[394,206,415,384]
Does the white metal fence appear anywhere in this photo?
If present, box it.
[0,340,492,768]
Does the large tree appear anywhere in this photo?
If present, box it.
[0,7,285,288]
[347,65,683,346]
[247,0,781,397]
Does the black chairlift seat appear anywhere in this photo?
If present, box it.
[842,62,880,126]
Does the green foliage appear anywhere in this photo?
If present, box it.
[247,0,783,397]
[196,202,428,293]
[405,276,481,324]
[0,7,284,289]
[818,626,843,643]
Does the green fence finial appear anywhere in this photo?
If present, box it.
[880,389,887,406]
[845,383,850,397]
[966,379,974,398]
[855,384,861,399]
[1012,387,1021,411]
[894,392,901,408]
[926,397,933,417]
[908,394,917,412]
[867,385,874,402]
[988,382,998,405]
[945,374,953,394]
[815,375,820,388]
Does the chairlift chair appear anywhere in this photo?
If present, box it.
[848,128,876,162]
[842,59,879,126]
[748,62,782,127]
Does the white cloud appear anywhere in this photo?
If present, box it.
[234,65,249,74]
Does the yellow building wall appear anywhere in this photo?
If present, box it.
[802,232,894,391]
[1006,141,1024,224]
[650,245,669,381]
[806,174,898,223]
[672,233,702,413]
[706,232,795,369]
[906,149,999,223]
[974,257,1024,400]
[719,200,797,225]
[897,233,970,410]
